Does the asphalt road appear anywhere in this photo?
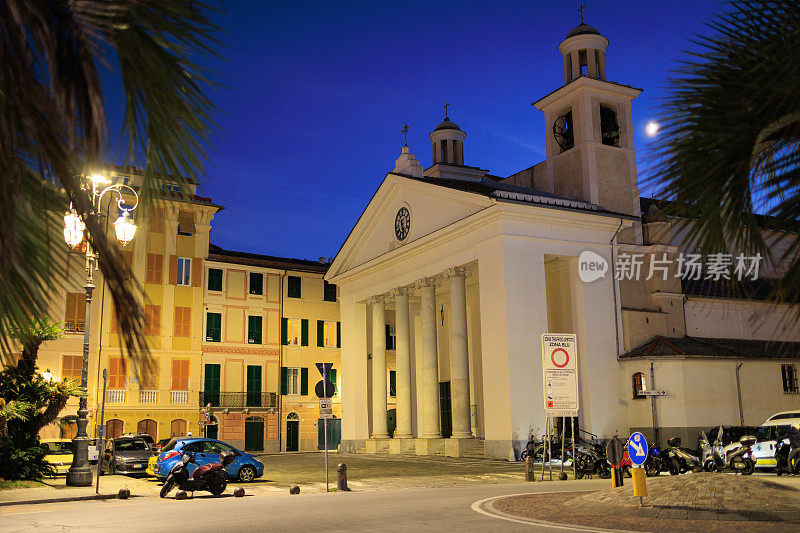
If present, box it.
[1,479,610,532]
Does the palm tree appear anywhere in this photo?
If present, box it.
[650,0,800,308]
[0,1,218,368]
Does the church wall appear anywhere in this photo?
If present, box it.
[685,298,800,342]
[551,149,584,201]
[595,147,637,215]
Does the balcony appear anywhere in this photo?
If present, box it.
[171,390,189,404]
[64,320,85,334]
[199,391,277,409]
[139,390,158,404]
[107,389,126,403]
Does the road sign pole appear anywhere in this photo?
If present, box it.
[95,368,107,495]
[572,416,578,480]
[548,417,552,481]
[324,367,329,492]
[560,417,566,475]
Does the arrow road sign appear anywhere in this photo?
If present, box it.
[627,432,649,466]
[638,390,666,397]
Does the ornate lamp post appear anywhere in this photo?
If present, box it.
[64,172,138,486]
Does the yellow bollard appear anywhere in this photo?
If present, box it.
[631,467,647,505]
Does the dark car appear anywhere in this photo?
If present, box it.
[101,437,153,475]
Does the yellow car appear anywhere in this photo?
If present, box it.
[41,439,74,475]
[146,454,158,476]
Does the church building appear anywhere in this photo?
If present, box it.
[325,22,800,460]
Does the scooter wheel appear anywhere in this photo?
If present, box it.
[209,480,227,496]
[742,459,755,476]
[669,459,681,476]
[160,479,175,498]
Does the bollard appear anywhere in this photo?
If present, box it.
[233,487,245,497]
[631,467,647,506]
[559,472,568,481]
[117,488,130,499]
[289,485,300,495]
[337,463,349,491]
[525,456,536,482]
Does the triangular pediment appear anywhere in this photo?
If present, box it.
[326,173,492,279]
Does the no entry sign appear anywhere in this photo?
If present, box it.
[541,333,579,416]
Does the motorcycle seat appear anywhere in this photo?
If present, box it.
[193,462,224,479]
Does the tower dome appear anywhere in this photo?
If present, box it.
[429,108,465,165]
[558,22,609,83]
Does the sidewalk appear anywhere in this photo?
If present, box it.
[0,475,158,506]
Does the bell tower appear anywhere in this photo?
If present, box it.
[533,22,642,238]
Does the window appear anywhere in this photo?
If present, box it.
[249,272,263,295]
[171,359,190,391]
[323,281,337,302]
[140,362,159,390]
[177,258,191,286]
[282,318,308,346]
[150,207,165,233]
[281,367,307,396]
[177,210,195,236]
[385,324,396,350]
[174,307,191,337]
[206,312,221,342]
[389,370,396,397]
[146,253,163,284]
[782,364,799,394]
[64,292,86,333]
[170,419,187,438]
[207,268,223,291]
[248,315,263,344]
[61,354,82,382]
[600,105,620,147]
[144,305,161,335]
[287,276,301,298]
[317,320,338,348]
[109,357,126,389]
[246,365,262,406]
[632,372,647,399]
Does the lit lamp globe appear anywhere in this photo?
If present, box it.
[114,211,137,245]
[63,211,85,248]
[42,369,53,382]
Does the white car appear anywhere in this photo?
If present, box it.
[88,439,99,463]
[752,411,800,469]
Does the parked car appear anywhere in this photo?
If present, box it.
[153,438,263,482]
[88,438,99,463]
[153,438,172,453]
[121,433,155,450]
[146,454,158,477]
[41,439,74,475]
[753,412,800,469]
[100,436,153,475]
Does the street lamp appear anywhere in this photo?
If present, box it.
[42,369,53,382]
[63,171,138,487]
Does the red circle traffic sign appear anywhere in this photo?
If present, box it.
[551,348,569,368]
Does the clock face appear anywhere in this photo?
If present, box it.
[395,207,410,241]
[552,111,574,151]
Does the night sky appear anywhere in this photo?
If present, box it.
[102,0,722,261]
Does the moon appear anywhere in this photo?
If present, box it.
[645,121,660,137]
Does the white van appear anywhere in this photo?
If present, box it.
[752,411,800,469]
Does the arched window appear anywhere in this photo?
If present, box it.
[286,411,300,421]
[600,105,620,147]
[632,372,647,399]
[137,419,157,441]
[170,418,187,437]
[106,419,123,439]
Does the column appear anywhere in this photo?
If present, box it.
[370,296,389,438]
[418,278,441,438]
[447,267,472,439]
[393,288,413,438]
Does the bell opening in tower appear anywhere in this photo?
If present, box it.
[600,105,620,147]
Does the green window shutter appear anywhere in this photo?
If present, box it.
[248,316,262,344]
[329,369,337,395]
[389,370,396,397]
[336,321,341,348]
[247,365,262,394]
[208,268,223,291]
[249,273,263,295]
[280,367,288,395]
[385,324,391,349]
[281,317,288,345]
[300,367,308,395]
[206,313,221,342]
[203,364,220,407]
[317,320,324,347]
[301,319,309,346]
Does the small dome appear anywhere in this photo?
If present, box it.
[434,118,462,131]
[565,22,602,39]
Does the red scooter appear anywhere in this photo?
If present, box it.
[160,450,234,498]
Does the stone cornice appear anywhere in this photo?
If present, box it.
[202,345,279,356]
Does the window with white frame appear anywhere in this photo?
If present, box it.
[323,321,337,348]
[782,364,799,394]
[286,318,302,346]
[177,258,191,286]
[286,367,301,395]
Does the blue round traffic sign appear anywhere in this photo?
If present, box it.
[627,432,648,466]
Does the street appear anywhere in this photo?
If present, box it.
[1,479,611,533]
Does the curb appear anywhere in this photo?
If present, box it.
[0,493,121,507]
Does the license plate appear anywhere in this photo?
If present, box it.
[133,464,142,468]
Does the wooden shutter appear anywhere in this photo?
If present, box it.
[145,305,161,335]
[317,320,325,347]
[172,359,189,390]
[192,258,202,287]
[65,293,77,330]
[169,255,178,285]
[336,321,341,348]
[281,318,288,345]
[300,367,308,395]
[174,307,190,337]
[146,253,163,284]
[280,367,288,395]
[151,207,165,233]
[109,357,126,389]
[301,319,309,346]
[62,354,82,381]
[178,210,196,234]
[141,362,159,389]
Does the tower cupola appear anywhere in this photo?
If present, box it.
[559,22,609,83]
[429,107,465,165]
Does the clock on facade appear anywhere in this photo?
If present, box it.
[552,111,574,151]
[395,207,410,241]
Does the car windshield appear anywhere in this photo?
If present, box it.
[42,441,74,454]
[114,438,149,451]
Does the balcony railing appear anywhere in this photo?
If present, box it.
[107,389,126,403]
[139,390,158,404]
[171,390,189,404]
[199,391,277,409]
[64,320,85,333]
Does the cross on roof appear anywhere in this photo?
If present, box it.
[444,102,449,119]
[401,122,409,146]
[579,3,585,23]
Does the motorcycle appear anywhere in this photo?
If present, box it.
[699,431,717,472]
[774,438,798,476]
[160,450,234,498]
[663,436,701,475]
[712,430,755,475]
[642,443,662,477]
[574,439,611,479]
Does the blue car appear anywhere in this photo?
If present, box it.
[155,438,263,483]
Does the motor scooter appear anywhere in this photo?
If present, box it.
[699,431,717,472]
[711,428,755,475]
[160,450,234,498]
[663,436,701,474]
[643,443,662,477]
[774,438,799,475]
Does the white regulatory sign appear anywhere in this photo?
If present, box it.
[319,398,333,419]
[542,333,579,416]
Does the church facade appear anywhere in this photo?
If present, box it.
[325,22,800,460]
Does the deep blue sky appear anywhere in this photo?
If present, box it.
[104,0,723,260]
